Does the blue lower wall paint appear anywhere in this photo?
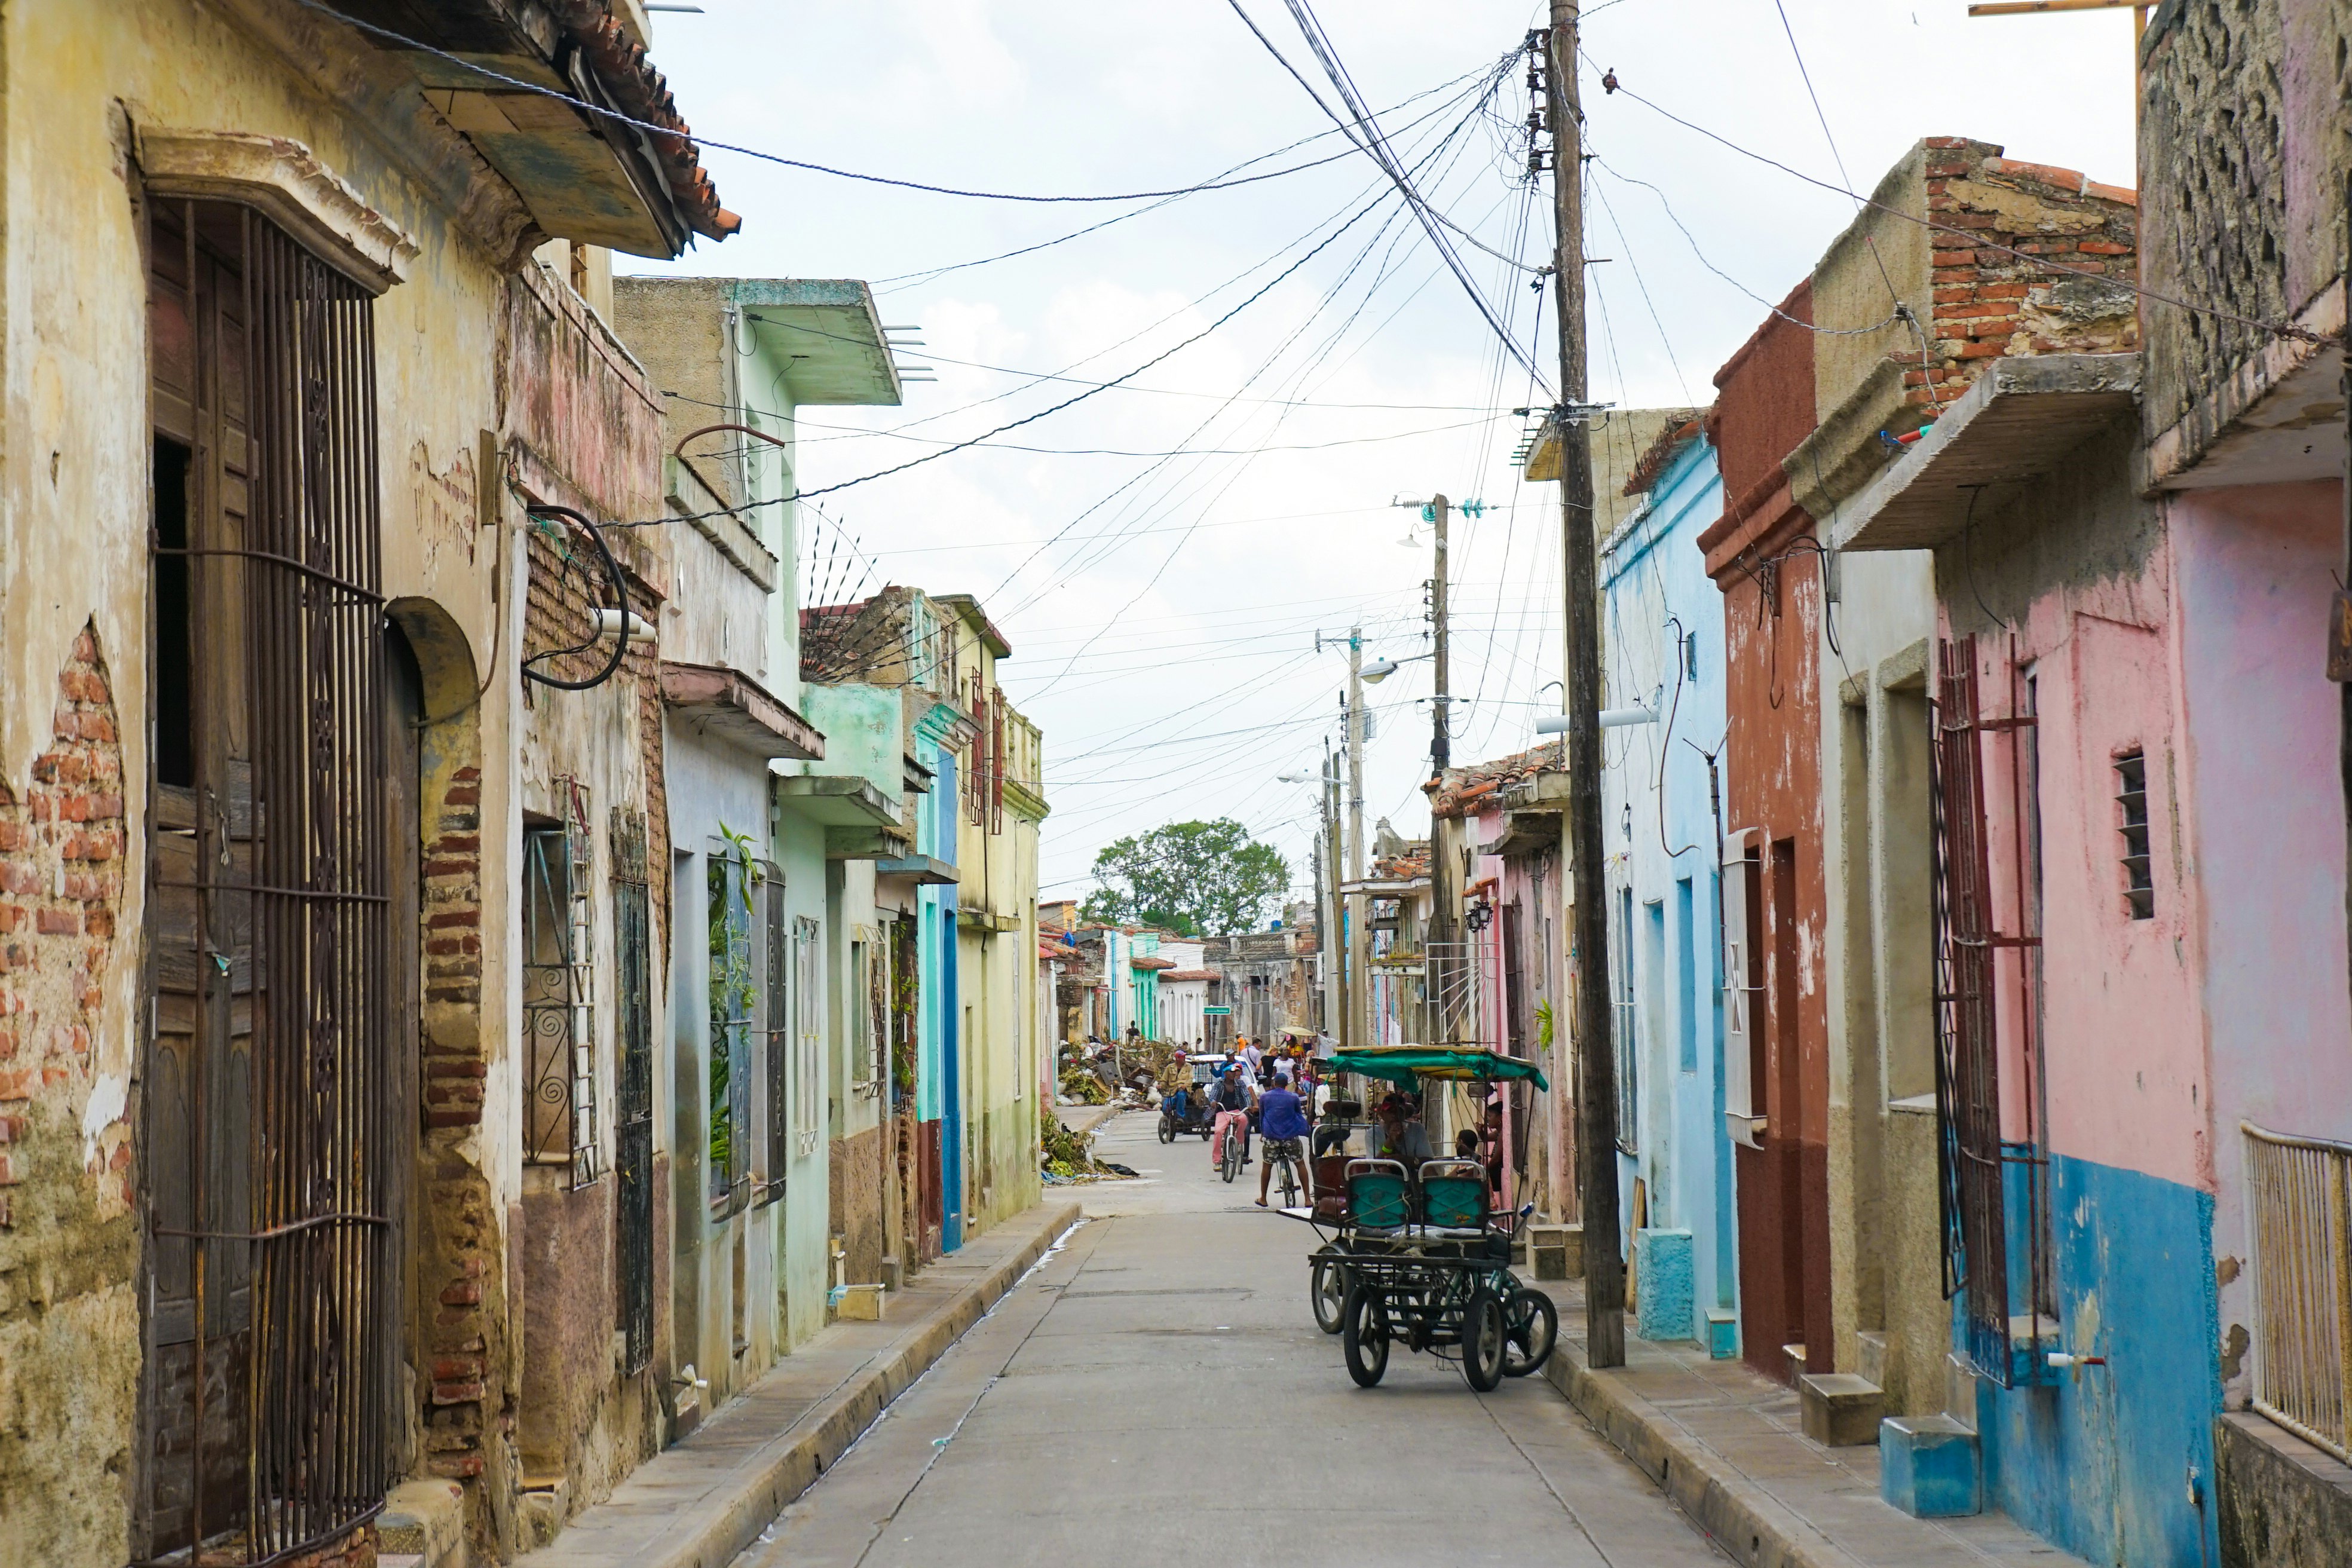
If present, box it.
[1974,1152,2219,1568]
[1636,1229,1695,1343]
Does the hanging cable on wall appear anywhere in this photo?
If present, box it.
[522,504,636,691]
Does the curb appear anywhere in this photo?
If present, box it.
[1061,1101,1121,1139]
[592,1199,1082,1568]
[1544,1333,1867,1568]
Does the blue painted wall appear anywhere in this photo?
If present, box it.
[1597,430,1736,1345]
[1975,1152,2219,1568]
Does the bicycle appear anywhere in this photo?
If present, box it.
[1219,1120,1245,1183]
[1264,1137,1303,1209]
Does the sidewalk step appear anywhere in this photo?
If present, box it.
[1544,1283,2088,1567]
[1798,1372,1884,1447]
[1880,1414,1982,1519]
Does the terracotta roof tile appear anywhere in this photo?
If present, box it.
[550,0,740,242]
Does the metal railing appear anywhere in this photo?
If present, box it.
[1422,936,1492,1046]
[2245,1121,2352,1460]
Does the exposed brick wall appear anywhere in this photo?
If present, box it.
[0,624,128,1225]
[415,737,506,1539]
[1914,141,2139,415]
[424,764,485,1129]
[0,626,137,1568]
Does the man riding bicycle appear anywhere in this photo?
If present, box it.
[1209,1064,1254,1174]
[1255,1070,1311,1209]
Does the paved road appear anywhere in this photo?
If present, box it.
[737,1111,1729,1568]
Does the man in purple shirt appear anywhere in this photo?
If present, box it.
[1255,1071,1312,1208]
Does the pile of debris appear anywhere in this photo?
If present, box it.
[1039,1105,1136,1183]
[1057,1067,1109,1105]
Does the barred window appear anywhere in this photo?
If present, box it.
[523,780,598,1186]
[708,845,755,1208]
[139,198,397,1563]
[2115,751,2154,920]
[762,868,788,1199]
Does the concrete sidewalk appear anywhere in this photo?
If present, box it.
[1052,1099,1122,1138]
[1544,1285,2084,1568]
[523,1199,1082,1568]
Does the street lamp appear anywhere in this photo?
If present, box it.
[1358,651,1432,685]
[1536,684,1662,734]
[1535,703,1656,734]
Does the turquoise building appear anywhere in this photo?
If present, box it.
[1596,418,1738,1356]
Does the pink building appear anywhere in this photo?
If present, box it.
[1827,109,2351,1560]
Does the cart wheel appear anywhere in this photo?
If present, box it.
[1342,1285,1389,1387]
[1503,1288,1557,1377]
[1311,1246,1349,1335]
[1157,1114,1176,1144]
[1462,1288,1507,1392]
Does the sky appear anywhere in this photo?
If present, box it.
[621,0,2139,916]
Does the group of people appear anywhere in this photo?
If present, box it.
[1192,1036,1327,1208]
[1162,1036,1500,1209]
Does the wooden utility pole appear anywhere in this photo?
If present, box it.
[1426,494,1457,1043]
[1430,494,1452,774]
[1544,0,1624,1368]
[1327,745,1348,1045]
[1345,630,1368,1051]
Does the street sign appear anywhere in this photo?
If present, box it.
[1202,1005,1232,1015]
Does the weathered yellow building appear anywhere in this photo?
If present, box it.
[0,3,733,1564]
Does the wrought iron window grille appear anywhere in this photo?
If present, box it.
[136,200,397,1566]
[1931,636,2054,1388]
[523,780,599,1187]
[612,810,654,1373]
[760,865,788,1204]
[707,842,756,1213]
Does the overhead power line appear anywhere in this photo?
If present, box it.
[871,62,1497,287]
[629,189,1404,529]
[293,0,1429,207]
[1227,1,1555,388]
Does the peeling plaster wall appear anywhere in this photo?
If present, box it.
[0,4,713,1561]
[1925,411,2227,1566]
[1703,281,1832,1388]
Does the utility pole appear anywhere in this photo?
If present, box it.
[1325,743,1347,1048]
[1345,629,1368,1052]
[1429,494,1452,774]
[1428,492,1454,1043]
[1544,0,1624,1368]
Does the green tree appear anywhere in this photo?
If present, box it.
[1080,818,1290,938]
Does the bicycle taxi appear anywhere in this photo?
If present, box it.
[1283,1044,1557,1392]
[1156,1052,1229,1144]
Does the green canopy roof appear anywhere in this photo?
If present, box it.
[1328,1045,1548,1091]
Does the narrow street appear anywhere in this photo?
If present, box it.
[738,1112,1728,1568]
